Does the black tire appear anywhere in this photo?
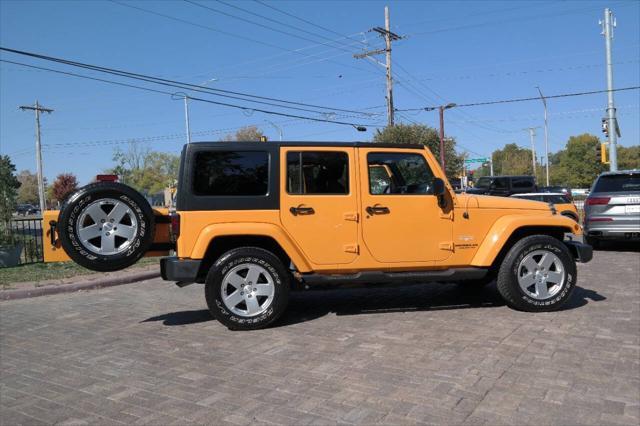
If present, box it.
[57,182,155,272]
[205,247,290,331]
[584,236,600,249]
[496,235,576,312]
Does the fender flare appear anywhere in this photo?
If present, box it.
[190,222,312,272]
[470,214,579,267]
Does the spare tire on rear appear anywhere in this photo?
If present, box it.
[57,182,155,272]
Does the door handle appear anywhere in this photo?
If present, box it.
[366,205,390,215]
[290,206,315,216]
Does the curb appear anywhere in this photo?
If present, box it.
[0,270,161,301]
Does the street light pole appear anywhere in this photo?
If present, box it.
[183,95,192,144]
[536,87,550,186]
[265,120,283,141]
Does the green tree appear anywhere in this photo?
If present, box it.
[618,145,640,170]
[0,156,21,245]
[17,170,39,204]
[108,144,179,195]
[550,133,607,188]
[372,124,464,179]
[222,126,265,142]
[0,156,20,219]
[472,143,541,179]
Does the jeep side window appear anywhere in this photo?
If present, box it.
[286,151,349,195]
[193,151,269,196]
[491,178,509,190]
[512,177,534,189]
[367,152,434,195]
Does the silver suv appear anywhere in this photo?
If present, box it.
[584,170,640,247]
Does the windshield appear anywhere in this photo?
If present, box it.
[475,177,492,189]
[593,173,640,193]
[543,194,571,204]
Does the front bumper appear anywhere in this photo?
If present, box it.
[564,240,593,263]
[160,257,202,283]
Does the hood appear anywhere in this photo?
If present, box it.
[456,193,551,210]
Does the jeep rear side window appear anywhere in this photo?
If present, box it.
[368,152,434,195]
[512,178,534,189]
[286,151,349,195]
[193,151,269,196]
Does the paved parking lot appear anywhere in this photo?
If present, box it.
[1,247,639,425]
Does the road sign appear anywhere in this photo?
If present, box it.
[464,157,489,164]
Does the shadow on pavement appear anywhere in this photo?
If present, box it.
[142,309,212,326]
[592,240,640,253]
[141,282,607,328]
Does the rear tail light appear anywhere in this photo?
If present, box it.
[170,213,180,242]
[586,197,611,206]
[588,217,613,222]
[96,174,118,182]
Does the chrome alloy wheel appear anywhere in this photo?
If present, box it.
[76,198,138,255]
[517,249,565,300]
[221,263,275,317]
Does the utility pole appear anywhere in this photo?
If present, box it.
[383,6,394,127]
[535,87,550,186]
[601,8,619,171]
[489,154,494,177]
[353,6,402,127]
[524,127,540,178]
[19,101,53,213]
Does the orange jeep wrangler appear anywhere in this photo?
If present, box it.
[46,142,592,330]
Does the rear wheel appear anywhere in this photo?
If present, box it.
[57,182,155,272]
[205,247,290,330]
[496,235,576,312]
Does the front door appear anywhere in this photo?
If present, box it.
[359,148,453,263]
[280,147,359,265]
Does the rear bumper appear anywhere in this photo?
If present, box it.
[160,257,201,283]
[564,240,593,263]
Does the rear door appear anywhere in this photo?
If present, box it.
[280,147,359,265]
[358,148,453,263]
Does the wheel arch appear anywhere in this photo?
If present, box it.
[189,223,312,282]
[471,216,577,268]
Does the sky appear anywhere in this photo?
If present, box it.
[1,0,639,185]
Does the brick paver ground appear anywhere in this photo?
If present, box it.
[1,248,639,425]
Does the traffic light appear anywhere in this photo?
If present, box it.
[596,143,609,164]
[601,118,609,137]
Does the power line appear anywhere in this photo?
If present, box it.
[396,86,640,111]
[108,0,375,76]
[0,47,380,117]
[0,59,382,129]
[253,0,368,47]
[184,0,357,54]
[210,0,361,52]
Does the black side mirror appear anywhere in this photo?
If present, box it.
[433,178,447,208]
[433,178,446,195]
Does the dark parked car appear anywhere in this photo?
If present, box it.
[15,204,39,216]
[466,175,537,197]
[584,170,640,247]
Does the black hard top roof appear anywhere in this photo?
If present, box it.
[186,141,425,150]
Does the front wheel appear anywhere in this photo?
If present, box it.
[205,247,290,330]
[496,235,576,312]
